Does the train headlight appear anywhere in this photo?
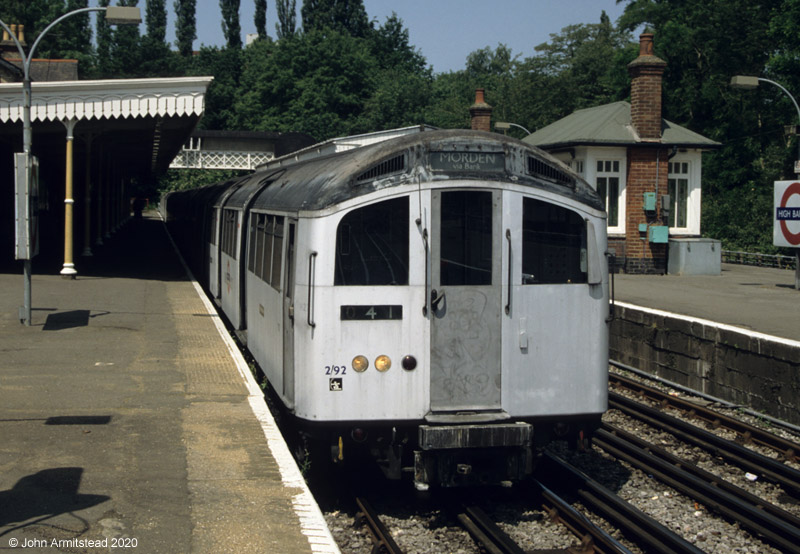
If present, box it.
[402,355,417,371]
[374,355,391,372]
[352,355,369,372]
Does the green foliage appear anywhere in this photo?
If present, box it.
[301,0,369,37]
[275,0,296,39]
[232,30,378,138]
[158,169,246,193]
[174,0,197,57]
[220,0,242,49]
[146,0,167,44]
[189,46,244,130]
[254,0,267,40]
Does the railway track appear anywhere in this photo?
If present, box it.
[539,452,704,554]
[609,368,799,464]
[325,365,800,553]
[608,373,800,494]
[593,424,800,553]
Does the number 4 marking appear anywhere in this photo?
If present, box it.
[365,306,376,320]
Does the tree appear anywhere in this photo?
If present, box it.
[189,46,244,129]
[301,0,369,37]
[254,0,267,40]
[220,0,242,48]
[95,0,113,75]
[232,29,377,138]
[146,0,167,43]
[174,0,197,57]
[275,0,296,39]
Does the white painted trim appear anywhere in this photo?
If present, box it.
[0,76,213,123]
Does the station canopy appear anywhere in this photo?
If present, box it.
[0,76,213,178]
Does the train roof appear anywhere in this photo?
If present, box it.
[221,129,603,213]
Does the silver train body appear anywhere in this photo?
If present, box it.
[163,129,609,488]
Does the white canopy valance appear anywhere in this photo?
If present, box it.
[0,76,213,123]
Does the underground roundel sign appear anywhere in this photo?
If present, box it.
[774,181,800,247]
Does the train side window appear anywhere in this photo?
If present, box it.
[522,198,587,284]
[209,210,217,246]
[335,197,409,286]
[221,209,237,259]
[261,215,273,283]
[271,216,284,291]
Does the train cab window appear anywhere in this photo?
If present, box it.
[522,198,587,284]
[335,197,409,286]
[440,190,493,286]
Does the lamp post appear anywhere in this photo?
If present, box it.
[1,6,141,326]
[494,121,532,136]
[730,75,800,289]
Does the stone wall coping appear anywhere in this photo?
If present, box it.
[616,301,800,350]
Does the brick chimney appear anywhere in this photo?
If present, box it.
[470,88,492,132]
[628,33,666,141]
[1,24,25,60]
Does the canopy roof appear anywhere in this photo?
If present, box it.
[524,101,721,151]
[0,76,212,177]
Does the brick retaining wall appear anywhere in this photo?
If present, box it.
[610,302,800,425]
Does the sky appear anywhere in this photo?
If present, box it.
[104,0,630,74]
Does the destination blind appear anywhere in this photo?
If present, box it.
[430,151,505,172]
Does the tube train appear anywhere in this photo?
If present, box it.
[163,128,609,489]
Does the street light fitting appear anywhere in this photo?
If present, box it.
[494,121,532,135]
[104,6,142,25]
[730,75,760,90]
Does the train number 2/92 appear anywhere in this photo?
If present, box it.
[325,365,347,375]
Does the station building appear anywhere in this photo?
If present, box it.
[524,33,721,274]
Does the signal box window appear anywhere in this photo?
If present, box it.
[335,197,409,286]
[522,198,587,284]
[668,161,689,228]
[596,160,620,227]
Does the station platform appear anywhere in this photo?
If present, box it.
[613,263,800,343]
[0,214,339,553]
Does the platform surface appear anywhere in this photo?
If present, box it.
[0,215,338,553]
[614,263,800,342]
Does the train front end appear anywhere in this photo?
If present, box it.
[287,132,609,488]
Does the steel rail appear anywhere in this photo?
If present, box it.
[609,371,800,463]
[541,452,705,554]
[609,392,800,494]
[355,497,404,554]
[533,480,635,554]
[456,504,526,554]
[595,425,800,553]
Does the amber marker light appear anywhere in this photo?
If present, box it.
[352,355,369,372]
[375,355,392,372]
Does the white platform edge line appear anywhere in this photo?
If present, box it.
[160,216,341,554]
[616,301,800,349]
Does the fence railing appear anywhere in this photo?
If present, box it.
[722,250,797,270]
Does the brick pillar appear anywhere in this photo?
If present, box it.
[470,88,492,132]
[625,147,669,274]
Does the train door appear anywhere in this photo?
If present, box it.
[430,190,503,412]
[282,219,297,405]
